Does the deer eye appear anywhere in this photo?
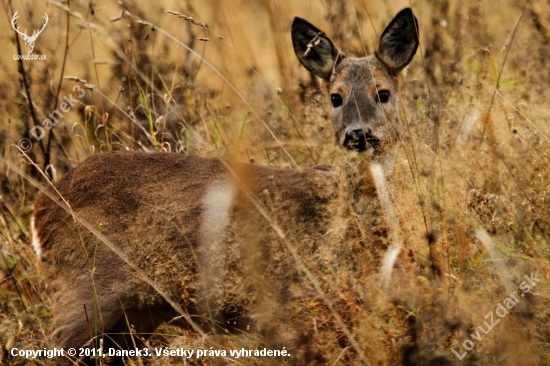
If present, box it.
[377,90,390,103]
[331,94,343,108]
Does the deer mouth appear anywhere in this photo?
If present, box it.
[342,128,381,152]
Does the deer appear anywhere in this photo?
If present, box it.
[31,8,418,365]
[11,11,49,54]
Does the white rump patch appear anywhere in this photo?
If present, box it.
[199,179,236,310]
[460,107,481,138]
[200,179,236,247]
[370,163,399,245]
[380,245,402,293]
[476,229,514,294]
[31,214,42,259]
[371,163,402,294]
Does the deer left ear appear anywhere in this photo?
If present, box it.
[376,8,419,74]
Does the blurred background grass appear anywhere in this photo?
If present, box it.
[1,0,550,365]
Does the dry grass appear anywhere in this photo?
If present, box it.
[1,0,550,365]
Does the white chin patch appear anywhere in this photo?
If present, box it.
[31,215,42,259]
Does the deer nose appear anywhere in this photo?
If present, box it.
[343,129,380,152]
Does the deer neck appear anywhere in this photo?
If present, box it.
[338,155,377,218]
[336,153,396,243]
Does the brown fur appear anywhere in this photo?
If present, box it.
[33,153,337,358]
[32,8,419,365]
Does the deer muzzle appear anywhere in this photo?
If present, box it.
[342,128,380,152]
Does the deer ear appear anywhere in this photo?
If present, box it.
[292,17,342,80]
[376,8,419,73]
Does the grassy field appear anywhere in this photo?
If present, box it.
[1,0,550,365]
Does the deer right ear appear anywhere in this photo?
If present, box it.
[291,17,342,80]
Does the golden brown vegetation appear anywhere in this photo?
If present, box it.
[0,0,549,365]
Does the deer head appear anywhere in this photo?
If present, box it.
[11,11,49,54]
[292,9,419,155]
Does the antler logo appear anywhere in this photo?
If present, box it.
[11,11,49,54]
